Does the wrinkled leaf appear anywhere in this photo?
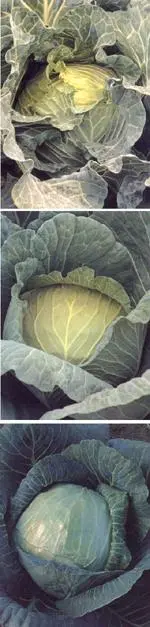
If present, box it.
[11,164,108,210]
[41,370,150,420]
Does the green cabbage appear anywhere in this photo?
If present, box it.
[17,62,117,120]
[1,0,149,209]
[22,283,122,363]
[14,483,112,598]
[1,424,150,625]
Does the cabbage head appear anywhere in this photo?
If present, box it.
[14,483,112,596]
[1,211,150,421]
[0,423,150,626]
[22,283,126,364]
[17,62,118,123]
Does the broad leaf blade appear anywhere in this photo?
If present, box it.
[41,370,150,420]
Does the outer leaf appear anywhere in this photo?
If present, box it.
[0,424,109,484]
[100,53,141,83]
[1,5,12,52]
[98,156,150,209]
[62,438,150,540]
[41,370,150,420]
[92,211,150,300]
[91,7,115,50]
[1,339,111,402]
[1,213,137,319]
[84,291,150,384]
[26,267,130,310]
[109,439,150,486]
[0,591,101,627]
[10,455,95,526]
[116,156,150,208]
[2,576,150,626]
[1,174,19,210]
[13,0,92,29]
[68,89,146,172]
[1,91,33,169]
[94,4,150,92]
[112,7,150,93]
[1,214,20,245]
[1,6,13,84]
[11,164,108,210]
[97,571,150,627]
[1,575,150,627]
[15,126,86,177]
[56,545,150,616]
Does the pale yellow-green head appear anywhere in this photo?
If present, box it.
[17,61,119,118]
[22,283,123,364]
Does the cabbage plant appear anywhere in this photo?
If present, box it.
[1,210,150,421]
[0,423,150,626]
[1,0,150,209]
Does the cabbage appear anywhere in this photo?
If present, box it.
[17,62,118,120]
[1,0,149,209]
[1,424,150,626]
[1,211,150,420]
[14,483,112,596]
[22,284,122,363]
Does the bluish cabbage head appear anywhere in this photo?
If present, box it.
[14,483,111,597]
